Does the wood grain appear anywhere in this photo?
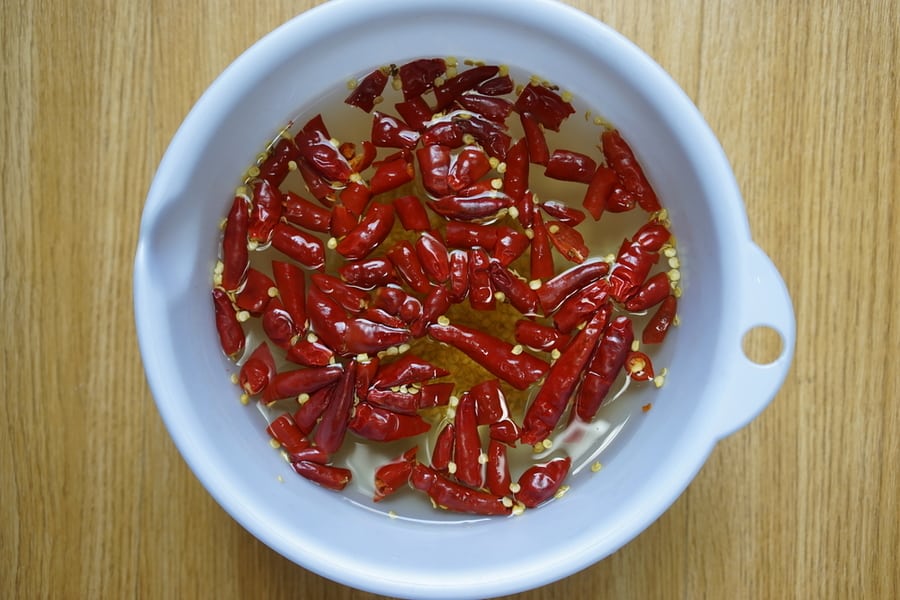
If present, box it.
[2,0,897,597]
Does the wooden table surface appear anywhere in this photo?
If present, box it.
[3,1,898,598]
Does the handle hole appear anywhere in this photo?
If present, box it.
[741,326,784,365]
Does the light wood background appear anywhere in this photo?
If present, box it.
[2,1,898,598]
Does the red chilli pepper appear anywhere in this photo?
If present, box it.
[295,157,335,204]
[544,149,597,184]
[515,456,571,508]
[354,357,380,398]
[360,307,407,331]
[416,144,452,197]
[488,260,540,316]
[540,200,586,226]
[247,178,282,245]
[371,111,420,150]
[262,364,344,404]
[502,138,529,204]
[411,464,511,516]
[583,165,618,221]
[372,355,449,389]
[286,337,334,367]
[624,271,672,311]
[344,318,411,356]
[427,322,549,391]
[431,422,455,470]
[520,308,611,445]
[489,419,520,445]
[625,350,655,381]
[422,119,464,149]
[261,298,298,350]
[329,204,358,239]
[212,288,244,358]
[428,191,513,222]
[296,291,341,350]
[293,386,333,434]
[453,392,483,488]
[574,315,634,422]
[493,226,530,267]
[516,189,537,229]
[314,362,358,453]
[271,222,326,270]
[371,285,422,321]
[546,220,589,264]
[514,320,569,352]
[515,84,575,132]
[642,295,677,345]
[608,223,670,302]
[386,240,432,294]
[339,179,373,215]
[258,137,298,187]
[415,232,451,283]
[349,402,431,442]
[394,195,432,231]
[448,250,470,304]
[365,387,420,415]
[486,439,512,497]
[291,461,352,491]
[239,341,276,396]
[467,248,495,311]
[282,190,331,233]
[419,382,454,409]
[369,155,415,196]
[634,222,671,251]
[234,268,276,316]
[396,96,433,131]
[221,196,249,292]
[444,221,499,249]
[267,414,310,455]
[601,129,661,212]
[296,115,351,183]
[456,114,512,160]
[433,65,498,109]
[373,446,418,502]
[519,112,550,166]
[476,74,514,96]
[470,379,507,425]
[552,279,610,334]
[312,273,369,314]
[289,446,331,464]
[536,259,610,313]
[529,212,555,282]
[345,68,389,113]
[339,257,399,288]
[335,202,395,261]
[448,146,492,191]
[398,58,446,100]
[456,93,513,123]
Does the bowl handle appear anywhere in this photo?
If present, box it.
[716,242,796,439]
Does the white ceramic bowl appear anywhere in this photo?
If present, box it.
[134,0,796,597]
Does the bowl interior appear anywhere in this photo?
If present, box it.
[136,0,750,597]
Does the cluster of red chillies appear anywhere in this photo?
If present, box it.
[211,58,679,515]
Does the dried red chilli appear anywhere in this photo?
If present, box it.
[283,190,331,233]
[212,288,244,358]
[239,342,276,396]
[373,447,418,502]
[221,196,249,292]
[212,57,679,516]
[344,68,389,113]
